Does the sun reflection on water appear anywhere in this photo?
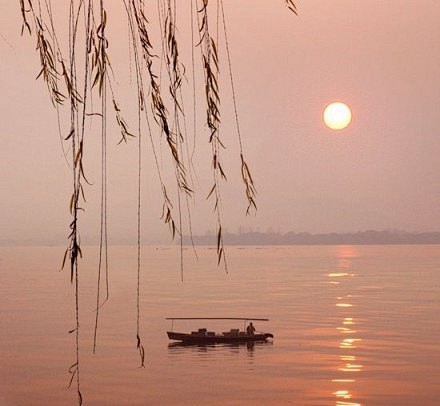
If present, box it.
[339,337,362,350]
[337,326,357,334]
[329,246,363,406]
[333,389,361,406]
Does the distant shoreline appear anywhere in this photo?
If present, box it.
[184,230,440,246]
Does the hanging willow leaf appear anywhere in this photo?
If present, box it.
[217,225,222,251]
[137,334,145,367]
[61,248,69,270]
[64,128,74,141]
[67,362,78,388]
[19,0,31,35]
[206,184,216,200]
[113,99,135,144]
[217,225,224,266]
[240,153,257,214]
[69,192,76,215]
[285,0,298,15]
[218,162,227,181]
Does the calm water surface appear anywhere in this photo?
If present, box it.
[1,245,439,405]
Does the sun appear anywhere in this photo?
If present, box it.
[323,102,352,130]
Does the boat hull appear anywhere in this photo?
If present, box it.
[167,331,273,344]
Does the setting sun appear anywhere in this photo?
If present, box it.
[323,102,352,130]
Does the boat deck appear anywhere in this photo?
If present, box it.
[167,330,273,344]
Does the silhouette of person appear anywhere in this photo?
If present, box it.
[246,322,256,335]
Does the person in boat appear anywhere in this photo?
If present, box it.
[246,322,256,335]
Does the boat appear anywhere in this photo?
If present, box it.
[166,317,274,344]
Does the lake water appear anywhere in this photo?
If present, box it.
[1,245,439,405]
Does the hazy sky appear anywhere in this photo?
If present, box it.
[1,1,439,244]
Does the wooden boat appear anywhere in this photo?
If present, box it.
[166,317,273,344]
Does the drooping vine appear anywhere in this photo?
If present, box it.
[92,0,110,355]
[196,0,227,268]
[19,0,296,404]
[219,0,256,216]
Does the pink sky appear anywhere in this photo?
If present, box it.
[1,1,439,244]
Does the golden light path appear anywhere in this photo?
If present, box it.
[329,247,363,406]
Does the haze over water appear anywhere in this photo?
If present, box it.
[1,3,439,404]
[2,1,440,245]
[1,245,439,405]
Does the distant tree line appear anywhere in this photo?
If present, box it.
[185,230,440,245]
